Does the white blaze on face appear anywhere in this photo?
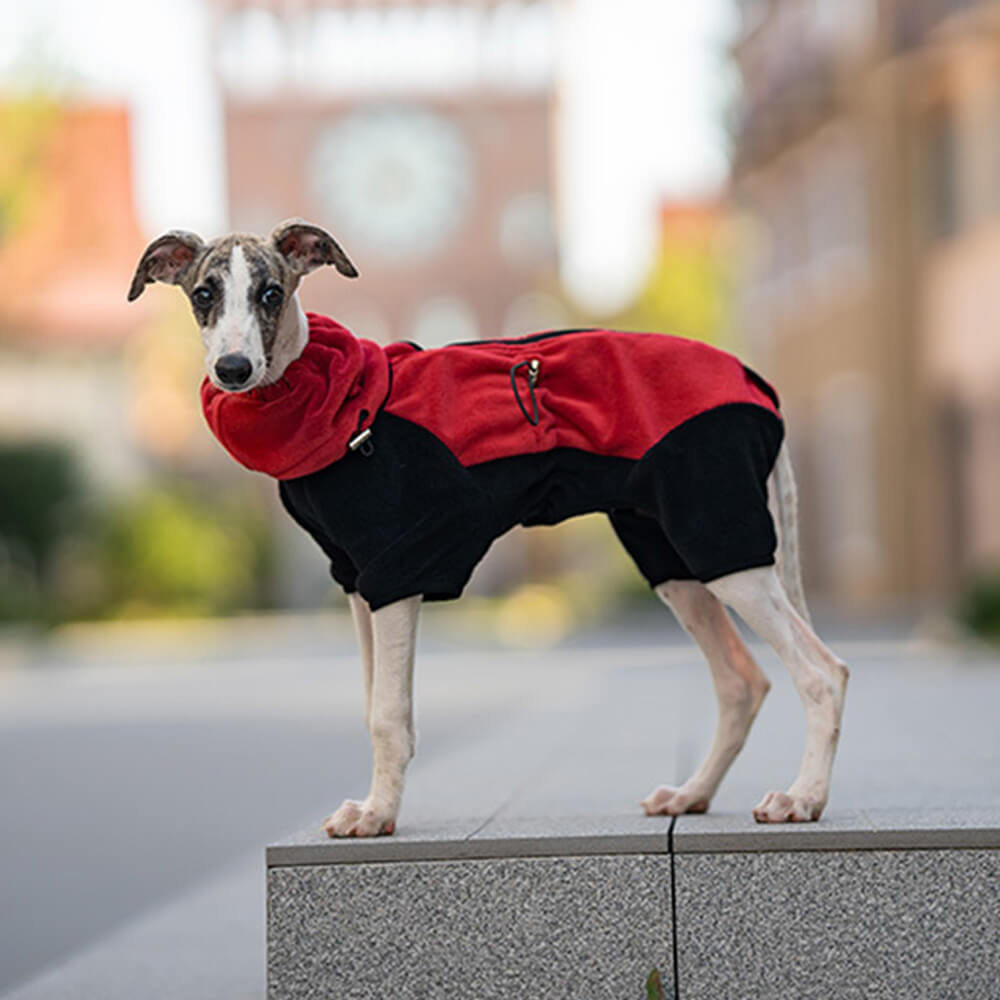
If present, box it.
[205,243,265,385]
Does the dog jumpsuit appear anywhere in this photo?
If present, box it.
[202,314,784,610]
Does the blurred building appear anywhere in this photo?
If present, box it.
[0,103,149,489]
[208,0,560,347]
[731,0,1000,610]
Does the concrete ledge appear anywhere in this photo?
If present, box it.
[267,809,1000,1000]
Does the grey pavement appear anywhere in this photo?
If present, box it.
[2,610,1000,998]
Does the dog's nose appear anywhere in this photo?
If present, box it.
[214,353,253,389]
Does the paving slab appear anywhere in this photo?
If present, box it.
[673,809,877,852]
[673,806,1000,852]
[266,816,489,866]
[470,812,671,858]
[864,805,1000,847]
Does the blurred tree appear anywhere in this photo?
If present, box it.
[958,571,1000,641]
[98,485,274,618]
[614,200,736,348]
[0,439,83,576]
[0,439,86,622]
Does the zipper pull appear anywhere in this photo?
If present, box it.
[528,358,540,388]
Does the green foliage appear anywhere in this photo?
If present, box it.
[0,440,86,622]
[957,571,1000,640]
[0,439,275,624]
[0,439,83,569]
[96,485,273,619]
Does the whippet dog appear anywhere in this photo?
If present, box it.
[129,219,849,837]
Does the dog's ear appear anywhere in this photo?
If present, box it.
[128,231,205,301]
[270,219,358,279]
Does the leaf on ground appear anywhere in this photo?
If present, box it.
[646,967,666,1000]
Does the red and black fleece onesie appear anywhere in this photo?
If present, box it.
[202,314,784,610]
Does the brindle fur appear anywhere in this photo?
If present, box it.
[127,219,358,389]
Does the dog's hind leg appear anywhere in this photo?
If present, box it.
[642,580,771,816]
[324,595,421,837]
[706,566,848,822]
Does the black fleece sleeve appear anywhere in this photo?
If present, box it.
[277,480,359,594]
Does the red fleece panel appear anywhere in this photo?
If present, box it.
[385,330,779,467]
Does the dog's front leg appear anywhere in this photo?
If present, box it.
[346,593,375,730]
[324,595,420,837]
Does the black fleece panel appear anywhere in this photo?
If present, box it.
[622,403,784,583]
[278,480,360,593]
[279,404,784,608]
[279,414,499,609]
[608,509,694,585]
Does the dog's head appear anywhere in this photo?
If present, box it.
[128,219,357,392]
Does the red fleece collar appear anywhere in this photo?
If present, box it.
[200,313,390,479]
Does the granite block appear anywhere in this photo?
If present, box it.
[674,848,1000,1000]
[268,854,673,1000]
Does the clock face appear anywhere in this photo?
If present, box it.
[310,106,474,262]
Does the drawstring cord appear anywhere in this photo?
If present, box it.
[510,359,541,427]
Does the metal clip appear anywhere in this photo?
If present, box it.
[348,427,374,457]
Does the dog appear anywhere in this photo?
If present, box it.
[128,218,849,837]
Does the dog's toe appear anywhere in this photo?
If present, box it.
[323,800,363,837]
[752,790,823,823]
[323,799,396,838]
[641,785,710,816]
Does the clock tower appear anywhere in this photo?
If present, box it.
[209,0,560,347]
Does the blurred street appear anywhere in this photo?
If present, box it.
[0,610,504,992]
[3,611,1000,996]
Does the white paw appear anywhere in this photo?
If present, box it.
[641,784,710,817]
[322,799,397,838]
[751,789,825,823]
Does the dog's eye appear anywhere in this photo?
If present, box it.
[261,286,283,310]
[192,287,213,310]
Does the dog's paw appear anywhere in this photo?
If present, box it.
[322,799,397,838]
[751,790,824,823]
[641,784,710,817]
